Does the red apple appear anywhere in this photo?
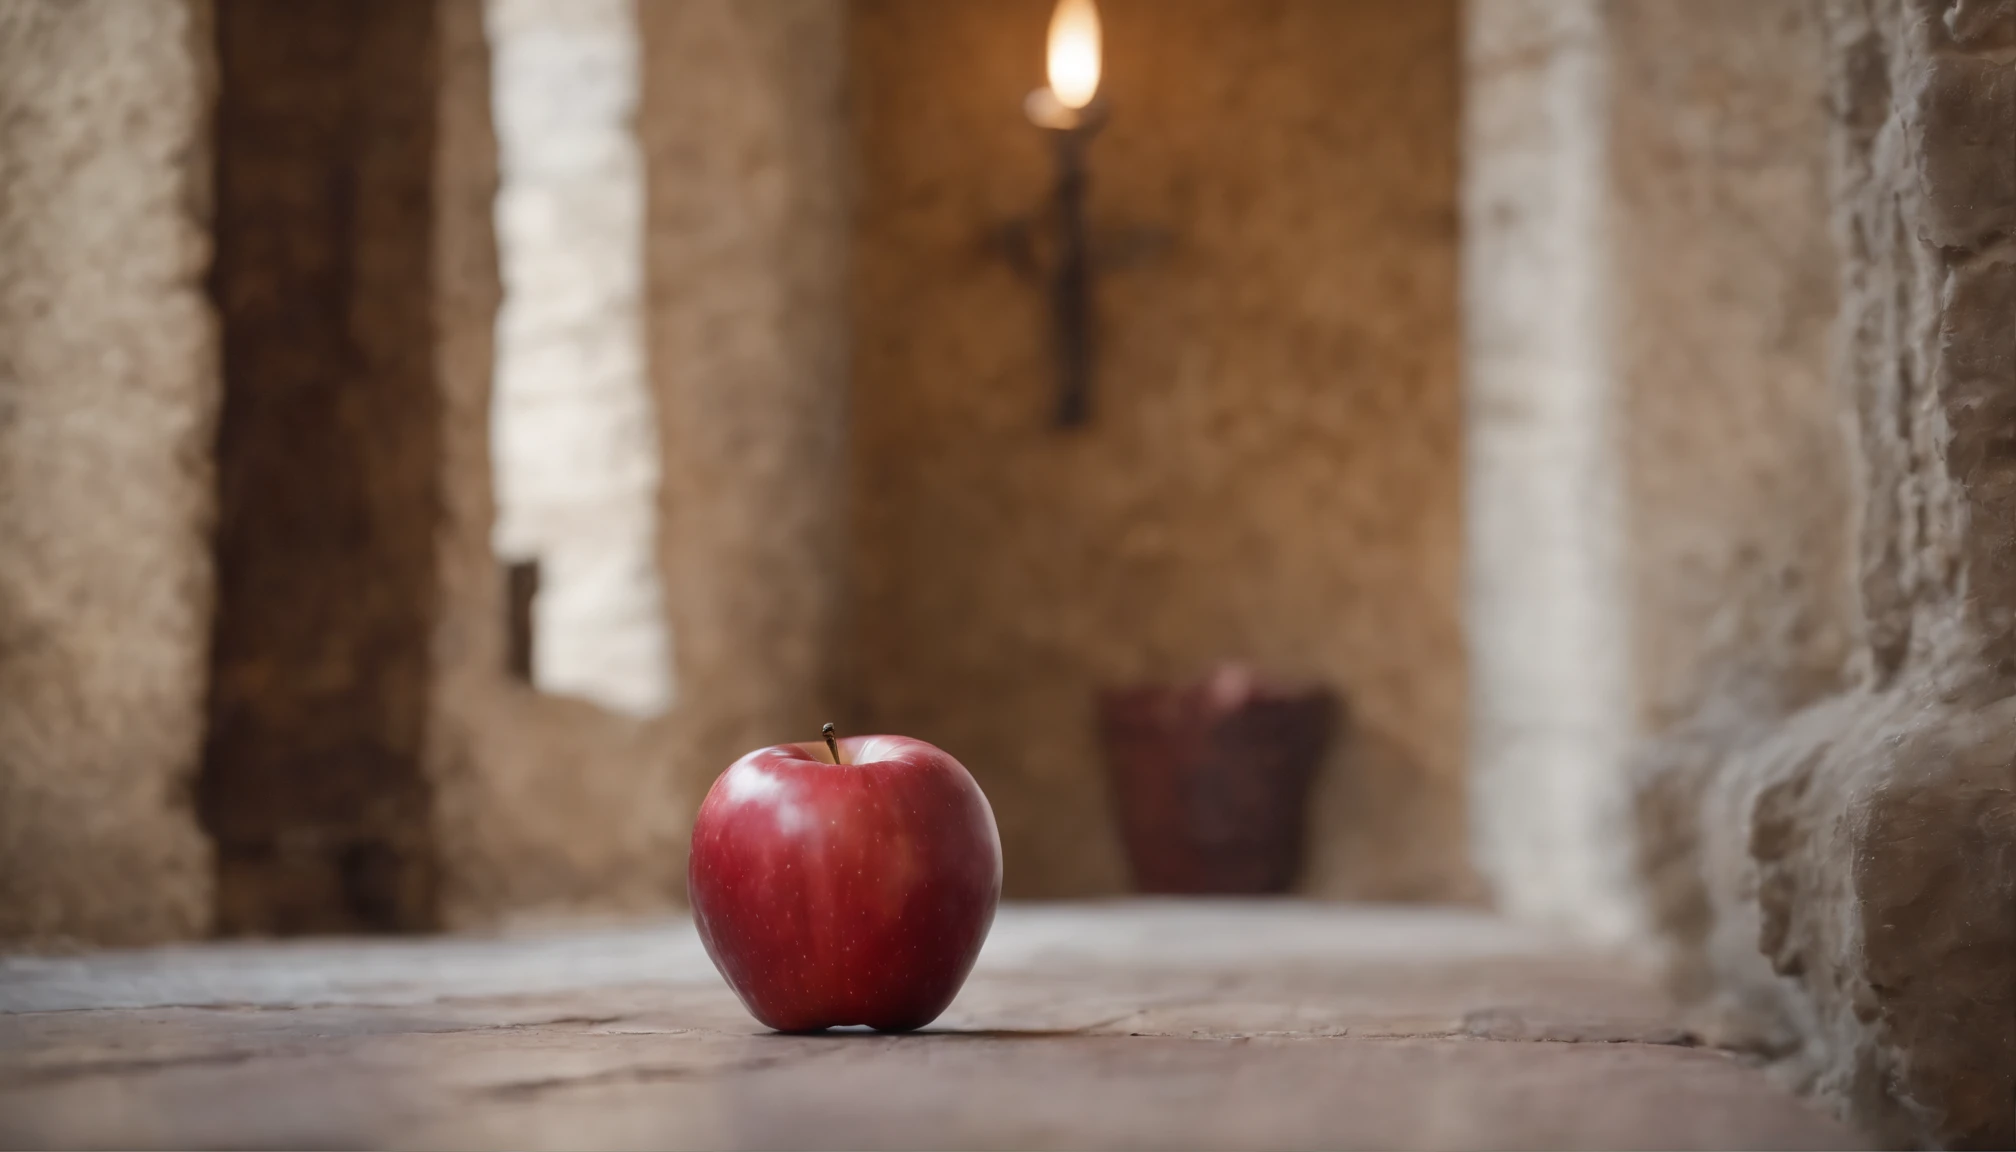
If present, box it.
[687,726,1002,1032]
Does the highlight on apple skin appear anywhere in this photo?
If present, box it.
[687,729,1003,1032]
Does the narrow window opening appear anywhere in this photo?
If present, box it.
[484,0,671,716]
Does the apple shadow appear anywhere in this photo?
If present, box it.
[773,1025,1108,1040]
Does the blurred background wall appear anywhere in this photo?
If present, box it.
[5,0,2008,1140]
[847,0,1469,900]
[0,0,1815,939]
[2,0,1469,933]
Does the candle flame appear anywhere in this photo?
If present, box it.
[1046,0,1102,110]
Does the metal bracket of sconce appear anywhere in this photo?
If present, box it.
[993,92,1172,430]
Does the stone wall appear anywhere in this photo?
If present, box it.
[1465,0,1851,942]
[0,0,220,946]
[1466,1,2012,1139]
[1607,0,1860,975]
[849,0,1470,900]
[1634,0,2016,1145]
[1608,4,1854,741]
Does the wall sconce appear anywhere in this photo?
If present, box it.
[1001,0,1108,429]
[999,0,1167,429]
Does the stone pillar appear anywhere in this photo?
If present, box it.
[1463,1,1848,943]
[1463,0,1638,938]
[637,0,851,811]
[0,0,220,946]
[1633,0,2015,1144]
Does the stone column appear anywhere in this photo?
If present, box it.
[637,0,851,812]
[1462,0,1639,939]
[0,0,220,946]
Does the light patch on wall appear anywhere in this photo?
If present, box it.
[1461,0,1639,941]
[485,0,670,716]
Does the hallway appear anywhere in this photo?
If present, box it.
[5,2,2010,1144]
[1,904,1856,1149]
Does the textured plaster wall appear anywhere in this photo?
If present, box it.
[1633,0,2016,1145]
[639,0,852,834]
[0,0,220,946]
[849,0,1469,899]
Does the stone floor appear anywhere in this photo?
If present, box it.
[0,902,1860,1150]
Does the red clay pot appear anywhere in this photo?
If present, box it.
[1097,666,1338,894]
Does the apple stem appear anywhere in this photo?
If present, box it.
[821,722,841,765]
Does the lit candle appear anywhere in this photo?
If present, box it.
[1046,0,1102,110]
[1020,0,1108,427]
[1026,0,1106,131]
